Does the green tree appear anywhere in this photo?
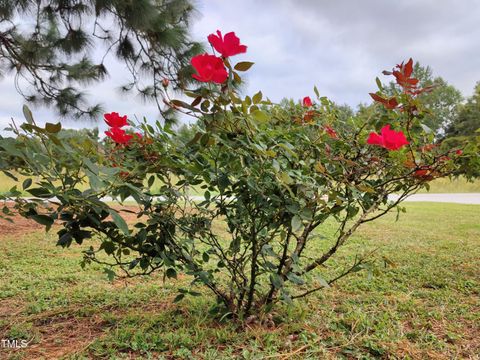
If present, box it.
[445,82,480,138]
[385,62,462,136]
[0,0,202,121]
[442,82,480,178]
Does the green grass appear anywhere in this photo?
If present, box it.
[416,177,480,193]
[0,203,479,359]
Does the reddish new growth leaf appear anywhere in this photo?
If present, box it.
[324,125,338,139]
[413,166,434,180]
[381,58,435,98]
[303,110,315,123]
[369,93,399,109]
[419,144,437,152]
[391,58,422,95]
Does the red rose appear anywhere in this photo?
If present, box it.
[456,149,463,155]
[191,54,228,84]
[104,112,128,128]
[105,127,133,144]
[367,124,409,151]
[207,30,247,58]
[302,96,313,107]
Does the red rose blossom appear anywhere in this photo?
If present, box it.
[191,54,228,84]
[302,96,313,107]
[105,127,133,144]
[104,112,128,128]
[455,149,463,155]
[367,124,409,151]
[207,30,247,58]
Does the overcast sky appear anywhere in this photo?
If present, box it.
[1,0,479,134]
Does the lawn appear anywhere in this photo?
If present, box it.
[0,203,479,359]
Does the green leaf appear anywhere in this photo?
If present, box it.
[286,272,305,285]
[22,105,34,124]
[166,268,177,279]
[291,215,302,232]
[57,232,73,247]
[147,175,155,188]
[45,122,62,133]
[232,71,242,83]
[234,61,254,71]
[187,132,203,147]
[104,268,116,282]
[31,214,54,230]
[420,123,433,134]
[173,293,185,303]
[316,275,330,288]
[252,91,262,104]
[270,273,284,289]
[22,178,32,190]
[27,187,51,198]
[108,209,130,235]
[279,172,294,185]
[251,110,269,122]
[101,241,116,255]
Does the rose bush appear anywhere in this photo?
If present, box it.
[0,30,471,318]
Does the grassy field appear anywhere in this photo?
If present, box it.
[416,177,480,193]
[0,202,478,359]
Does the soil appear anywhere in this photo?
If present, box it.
[0,204,142,238]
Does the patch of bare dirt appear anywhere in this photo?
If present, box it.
[0,211,44,237]
[0,204,143,240]
[0,298,26,319]
[4,313,107,360]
